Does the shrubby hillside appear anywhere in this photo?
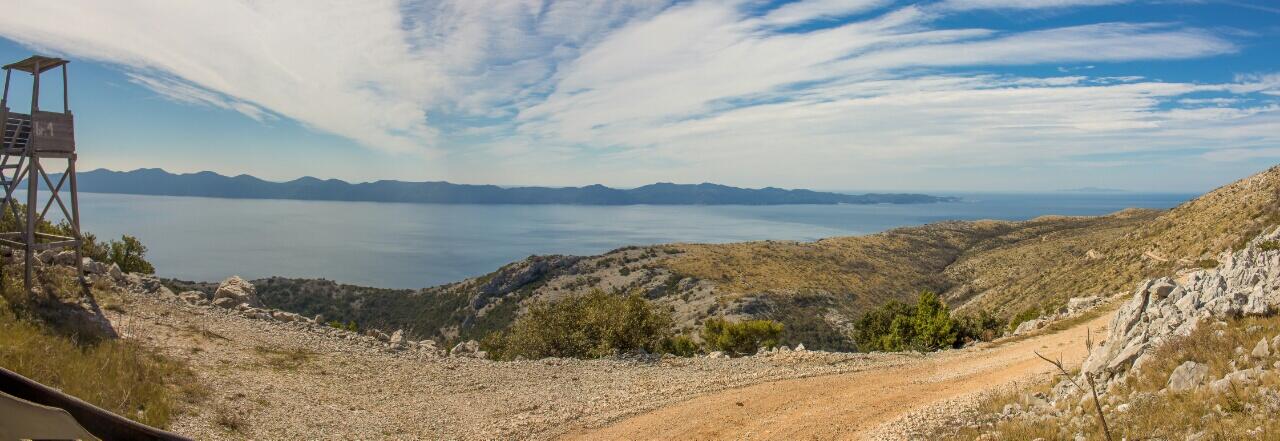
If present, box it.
[193,166,1280,351]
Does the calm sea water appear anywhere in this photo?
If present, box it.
[66,192,1192,289]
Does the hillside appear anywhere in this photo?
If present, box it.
[166,165,1280,351]
[71,168,956,205]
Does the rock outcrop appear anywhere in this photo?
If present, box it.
[213,276,263,308]
[1078,226,1280,390]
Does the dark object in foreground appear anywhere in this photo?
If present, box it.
[0,367,192,441]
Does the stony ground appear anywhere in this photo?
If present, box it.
[104,285,926,440]
[572,310,1113,440]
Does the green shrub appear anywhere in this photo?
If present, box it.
[106,235,155,274]
[1007,307,1042,333]
[327,320,358,332]
[1195,259,1219,269]
[1259,240,1279,252]
[700,318,783,355]
[955,309,1005,343]
[659,334,700,357]
[483,290,675,360]
[854,291,960,352]
[0,203,155,274]
[853,299,913,351]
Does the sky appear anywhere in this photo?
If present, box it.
[0,0,1277,192]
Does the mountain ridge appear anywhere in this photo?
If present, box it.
[69,168,958,206]
[158,165,1280,351]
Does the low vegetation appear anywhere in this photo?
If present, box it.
[945,315,1280,440]
[483,290,677,360]
[700,317,784,355]
[854,291,968,352]
[481,290,789,359]
[0,266,203,428]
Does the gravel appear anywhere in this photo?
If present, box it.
[106,286,911,440]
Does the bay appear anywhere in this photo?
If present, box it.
[66,191,1192,289]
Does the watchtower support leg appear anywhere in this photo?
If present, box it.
[69,158,83,284]
[24,158,37,294]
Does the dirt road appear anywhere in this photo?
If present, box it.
[566,311,1114,440]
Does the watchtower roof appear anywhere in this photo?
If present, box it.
[3,55,69,74]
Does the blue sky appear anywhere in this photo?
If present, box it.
[0,0,1277,192]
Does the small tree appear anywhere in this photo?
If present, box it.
[909,290,957,351]
[853,290,960,352]
[484,290,676,360]
[700,318,784,355]
[108,235,155,274]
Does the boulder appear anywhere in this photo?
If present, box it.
[389,329,406,346]
[82,259,110,275]
[1167,361,1209,393]
[450,340,485,358]
[1210,368,1262,394]
[211,297,237,309]
[177,290,208,305]
[108,263,124,280]
[271,311,303,322]
[213,276,263,308]
[1252,337,1271,358]
[707,351,728,359]
[1013,318,1045,336]
[1067,296,1100,314]
[52,251,78,266]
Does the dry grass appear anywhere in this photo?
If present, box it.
[0,293,206,428]
[946,315,1280,440]
[253,345,316,371]
[214,406,249,433]
[657,165,1280,329]
[662,211,1159,318]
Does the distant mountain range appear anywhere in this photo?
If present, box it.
[67,168,959,206]
[1057,186,1127,193]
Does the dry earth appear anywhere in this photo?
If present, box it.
[566,310,1113,441]
[105,279,1113,440]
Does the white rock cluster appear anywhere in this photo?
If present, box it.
[124,273,446,356]
[1081,227,1280,386]
[1010,295,1105,337]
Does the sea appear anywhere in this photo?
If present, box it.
[67,192,1193,289]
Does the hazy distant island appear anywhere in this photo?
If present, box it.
[1057,186,1127,193]
[71,168,960,206]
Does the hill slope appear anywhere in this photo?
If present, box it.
[168,165,1280,351]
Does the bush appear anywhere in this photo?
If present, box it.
[955,309,1005,344]
[327,320,358,332]
[1007,307,1042,334]
[483,290,676,360]
[659,334,700,357]
[1259,240,1279,252]
[106,235,155,274]
[700,318,784,355]
[854,291,960,352]
[1195,259,1219,269]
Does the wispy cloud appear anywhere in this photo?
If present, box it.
[0,0,1275,189]
[934,0,1131,11]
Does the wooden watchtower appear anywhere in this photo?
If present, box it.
[0,55,84,294]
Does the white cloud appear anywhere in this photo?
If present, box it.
[758,0,893,26]
[0,0,1275,190]
[934,0,1130,11]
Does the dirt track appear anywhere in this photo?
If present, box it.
[566,311,1113,440]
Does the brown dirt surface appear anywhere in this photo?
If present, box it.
[564,307,1114,440]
